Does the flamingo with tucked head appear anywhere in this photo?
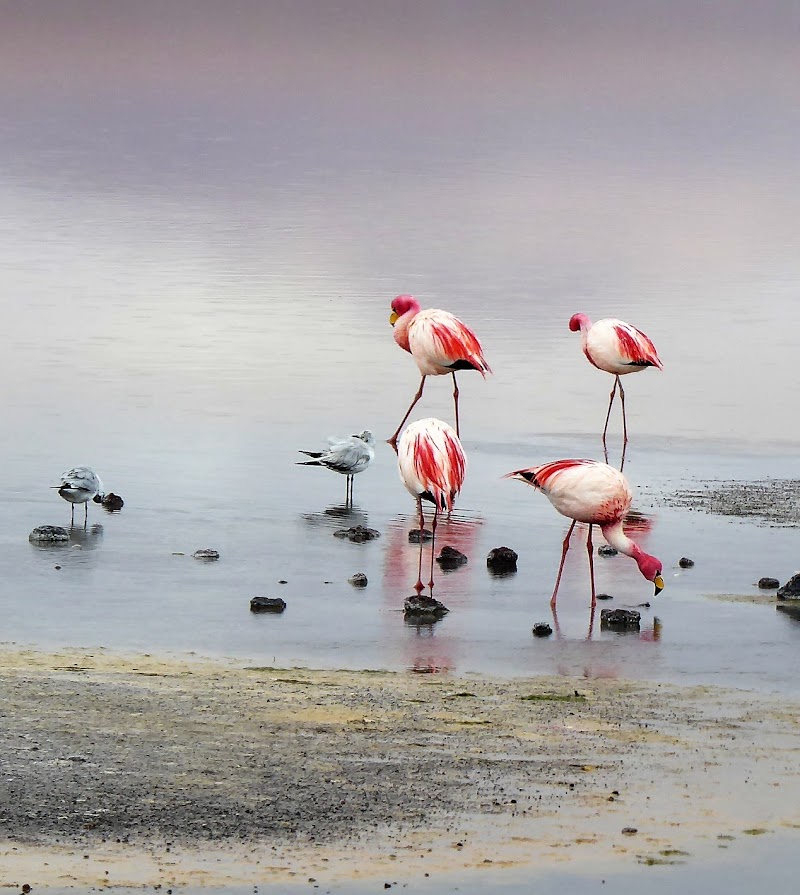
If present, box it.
[569,314,662,460]
[388,295,491,446]
[398,418,467,594]
[506,458,664,608]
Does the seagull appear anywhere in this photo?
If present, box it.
[54,466,105,527]
[297,430,375,506]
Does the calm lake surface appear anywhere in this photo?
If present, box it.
[1,1,799,694]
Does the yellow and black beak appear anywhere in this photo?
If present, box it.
[389,310,399,326]
[653,574,665,596]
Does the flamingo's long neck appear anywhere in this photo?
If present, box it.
[600,520,640,561]
[393,305,419,354]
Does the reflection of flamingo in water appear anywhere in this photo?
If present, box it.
[388,295,491,446]
[569,314,662,468]
[398,418,466,594]
[506,459,664,611]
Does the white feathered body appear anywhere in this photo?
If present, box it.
[58,466,104,505]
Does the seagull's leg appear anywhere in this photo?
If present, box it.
[70,504,75,527]
[451,372,460,438]
[84,502,88,529]
[414,498,425,594]
[586,523,596,608]
[601,375,619,460]
[389,376,427,447]
[550,520,576,609]
[428,507,439,592]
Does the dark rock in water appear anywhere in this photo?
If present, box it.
[348,572,368,588]
[679,557,695,568]
[596,593,614,601]
[758,577,780,589]
[250,596,287,613]
[486,546,518,574]
[532,623,553,637]
[436,546,468,569]
[598,544,618,557]
[193,548,220,561]
[777,573,800,601]
[29,525,69,544]
[408,528,432,543]
[333,525,380,543]
[600,608,641,630]
[101,492,124,511]
[403,594,449,623]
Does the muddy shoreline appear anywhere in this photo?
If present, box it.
[1,648,799,889]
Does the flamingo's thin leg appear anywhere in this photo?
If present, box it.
[428,507,439,592]
[586,523,596,608]
[389,376,427,446]
[601,375,619,460]
[550,520,577,609]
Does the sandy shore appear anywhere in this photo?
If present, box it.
[1,647,799,890]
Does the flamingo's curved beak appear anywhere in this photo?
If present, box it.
[653,574,664,596]
[389,310,399,326]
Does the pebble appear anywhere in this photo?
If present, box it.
[249,596,287,614]
[403,594,449,623]
[598,544,618,557]
[193,549,220,561]
[333,525,380,542]
[679,557,695,568]
[600,608,641,630]
[532,623,553,637]
[29,525,69,544]
[408,528,432,543]
[758,577,780,589]
[436,546,468,568]
[777,573,800,601]
[486,546,518,573]
[348,573,368,588]
[596,593,614,601]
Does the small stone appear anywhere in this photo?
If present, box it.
[596,593,614,601]
[486,546,518,574]
[600,608,641,630]
[621,827,638,835]
[278,579,288,584]
[333,525,380,542]
[408,528,432,543]
[249,596,287,613]
[758,577,780,589]
[532,623,553,637]
[29,525,69,543]
[436,546,468,569]
[777,573,800,601]
[348,573,368,587]
[54,565,61,570]
[678,557,695,568]
[101,492,124,511]
[403,594,449,623]
[193,549,219,561]
[598,544,618,557]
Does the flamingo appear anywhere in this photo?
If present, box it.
[569,314,662,461]
[54,466,105,527]
[505,459,664,609]
[397,418,467,594]
[388,295,491,446]
[297,430,375,506]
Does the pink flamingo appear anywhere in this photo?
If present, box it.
[505,459,664,609]
[398,418,467,594]
[569,314,662,461]
[389,295,491,446]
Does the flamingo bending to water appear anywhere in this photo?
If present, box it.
[398,418,467,593]
[569,314,662,457]
[506,458,663,608]
[389,295,491,446]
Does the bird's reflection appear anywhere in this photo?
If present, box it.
[302,503,369,529]
[68,523,105,551]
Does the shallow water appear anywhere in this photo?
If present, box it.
[1,2,800,696]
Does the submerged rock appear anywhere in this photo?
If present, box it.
[193,548,220,561]
[758,577,780,589]
[596,593,614,601]
[408,528,432,543]
[436,546,468,569]
[532,623,553,637]
[600,608,641,630]
[598,544,618,557]
[403,594,449,623]
[29,525,69,544]
[101,493,125,511]
[777,573,800,601]
[348,573,368,588]
[333,525,380,543]
[679,557,695,568]
[250,596,287,613]
[486,546,518,574]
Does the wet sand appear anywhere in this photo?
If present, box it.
[1,647,799,890]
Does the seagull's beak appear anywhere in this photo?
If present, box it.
[653,574,665,596]
[389,310,399,326]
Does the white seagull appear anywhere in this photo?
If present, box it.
[297,430,375,506]
[55,466,105,526]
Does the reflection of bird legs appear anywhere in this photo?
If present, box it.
[550,596,597,641]
[414,498,425,594]
[429,508,439,593]
[389,376,427,447]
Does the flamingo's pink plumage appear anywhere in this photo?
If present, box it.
[506,458,664,608]
[389,295,490,444]
[398,418,467,593]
